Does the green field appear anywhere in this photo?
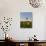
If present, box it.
[20,21,32,28]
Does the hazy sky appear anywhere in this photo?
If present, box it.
[20,12,32,20]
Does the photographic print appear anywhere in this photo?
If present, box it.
[20,12,32,28]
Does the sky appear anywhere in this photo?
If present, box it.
[20,12,32,20]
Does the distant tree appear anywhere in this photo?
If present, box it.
[26,17,28,20]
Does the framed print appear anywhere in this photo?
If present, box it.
[20,12,32,28]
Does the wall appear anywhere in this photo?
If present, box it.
[44,14,46,40]
[0,0,46,40]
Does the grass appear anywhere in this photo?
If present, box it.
[20,21,32,28]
